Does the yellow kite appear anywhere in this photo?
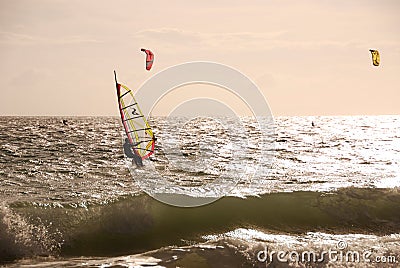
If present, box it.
[369,49,380,66]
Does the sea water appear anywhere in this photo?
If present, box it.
[0,116,399,267]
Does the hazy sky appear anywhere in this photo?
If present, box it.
[0,0,399,116]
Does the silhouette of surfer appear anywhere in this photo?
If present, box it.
[62,119,68,126]
[123,138,143,167]
[312,121,315,127]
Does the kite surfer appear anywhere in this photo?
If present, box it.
[123,138,144,167]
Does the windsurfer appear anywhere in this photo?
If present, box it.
[123,138,144,167]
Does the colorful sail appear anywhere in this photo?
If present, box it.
[369,49,380,66]
[141,48,154,71]
[114,71,155,159]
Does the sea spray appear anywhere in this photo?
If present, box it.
[0,203,62,263]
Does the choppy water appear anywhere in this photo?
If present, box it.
[0,116,399,267]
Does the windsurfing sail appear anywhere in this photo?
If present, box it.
[114,70,155,159]
[141,48,154,71]
[369,49,380,66]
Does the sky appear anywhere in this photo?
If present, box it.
[0,0,399,116]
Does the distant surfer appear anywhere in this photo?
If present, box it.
[62,119,68,126]
[312,121,315,127]
[123,138,143,167]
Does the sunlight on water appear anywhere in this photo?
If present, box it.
[0,115,399,265]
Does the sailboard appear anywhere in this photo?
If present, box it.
[114,70,155,159]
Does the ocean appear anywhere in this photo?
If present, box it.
[0,115,399,267]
